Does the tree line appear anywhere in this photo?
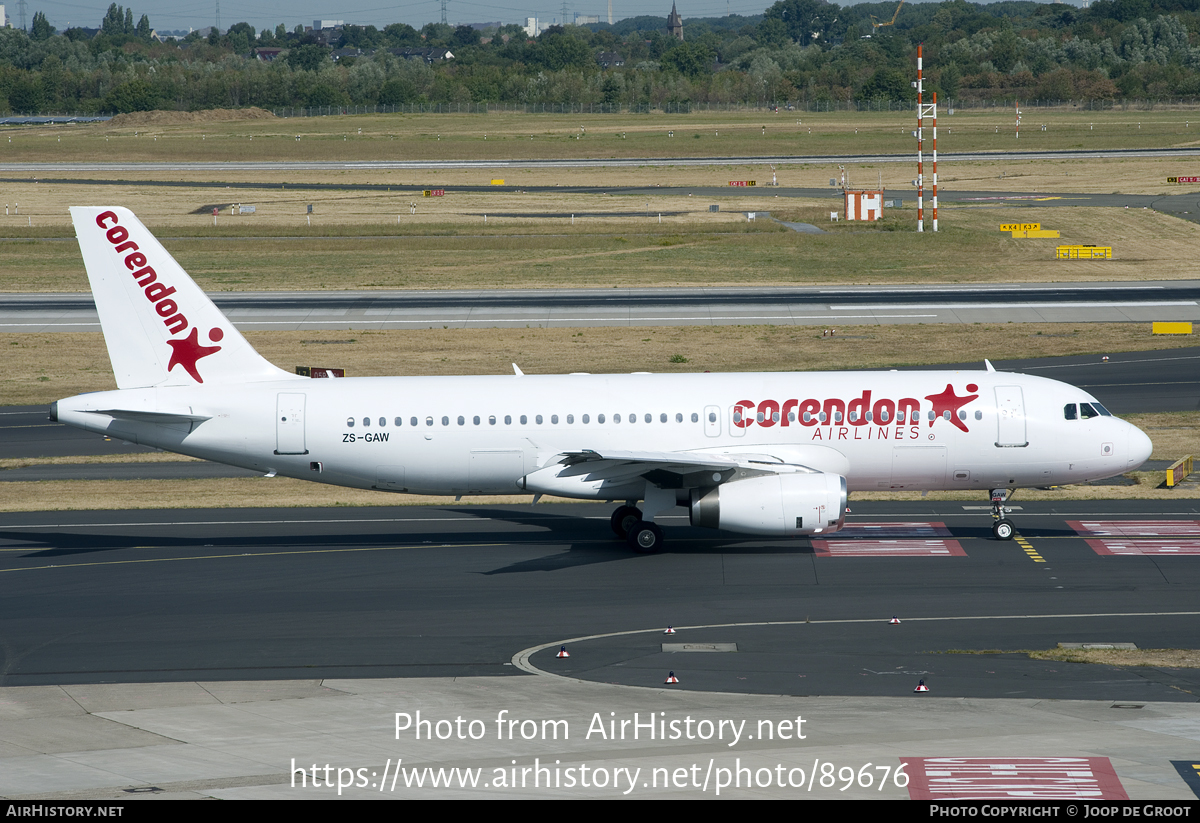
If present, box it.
[4,0,1200,114]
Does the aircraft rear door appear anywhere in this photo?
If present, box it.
[275,392,308,455]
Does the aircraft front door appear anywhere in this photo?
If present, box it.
[994,386,1028,447]
[275,392,308,455]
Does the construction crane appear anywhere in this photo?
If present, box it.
[870,0,904,34]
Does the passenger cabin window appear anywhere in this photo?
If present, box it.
[363,417,370,426]
[1064,404,1078,420]
[411,417,418,427]
[346,417,355,427]
[395,417,403,426]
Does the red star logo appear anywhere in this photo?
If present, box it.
[925,383,979,432]
[166,327,222,383]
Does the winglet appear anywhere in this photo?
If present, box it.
[513,363,525,376]
[984,359,996,373]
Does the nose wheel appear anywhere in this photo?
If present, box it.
[990,488,1016,541]
[992,518,1015,540]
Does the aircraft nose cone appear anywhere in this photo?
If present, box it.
[1127,423,1153,469]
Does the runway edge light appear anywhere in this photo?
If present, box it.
[665,672,679,684]
[889,616,901,624]
[914,679,930,693]
[556,646,570,658]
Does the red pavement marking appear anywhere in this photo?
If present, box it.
[1068,520,1200,537]
[812,539,966,557]
[1087,538,1200,556]
[836,521,954,538]
[902,756,1128,800]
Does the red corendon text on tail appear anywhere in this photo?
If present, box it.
[95,210,224,382]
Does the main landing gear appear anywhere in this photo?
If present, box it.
[990,488,1016,541]
[611,503,664,553]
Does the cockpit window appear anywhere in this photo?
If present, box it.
[1064,404,1077,420]
[1080,403,1100,419]
[1092,402,1113,416]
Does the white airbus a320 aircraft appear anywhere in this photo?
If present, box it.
[52,207,1152,551]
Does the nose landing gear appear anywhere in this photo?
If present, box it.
[991,488,1016,540]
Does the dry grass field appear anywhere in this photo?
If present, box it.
[4,107,1200,165]
[0,200,1193,291]
[0,471,1192,513]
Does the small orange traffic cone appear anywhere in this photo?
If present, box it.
[665,671,679,684]
[556,646,570,658]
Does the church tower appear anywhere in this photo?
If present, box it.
[667,2,683,40]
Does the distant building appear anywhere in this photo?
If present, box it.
[523,17,540,37]
[597,51,624,68]
[667,2,683,40]
[331,47,362,61]
[574,13,600,24]
[389,46,455,63]
[254,47,284,61]
[0,6,7,28]
[154,28,194,42]
[314,19,344,29]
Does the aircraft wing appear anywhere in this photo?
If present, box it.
[546,448,819,490]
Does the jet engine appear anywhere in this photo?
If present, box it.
[689,472,847,536]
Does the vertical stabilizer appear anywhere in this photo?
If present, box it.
[71,207,297,389]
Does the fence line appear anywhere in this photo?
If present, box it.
[10,98,1200,118]
[265,98,1200,117]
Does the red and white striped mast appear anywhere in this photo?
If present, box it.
[917,44,924,232]
[916,44,938,232]
[932,90,938,231]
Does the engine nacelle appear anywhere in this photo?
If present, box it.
[689,472,847,536]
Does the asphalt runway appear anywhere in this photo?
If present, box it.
[2,499,1199,702]
[4,281,1198,331]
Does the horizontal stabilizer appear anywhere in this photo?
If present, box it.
[87,409,212,424]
